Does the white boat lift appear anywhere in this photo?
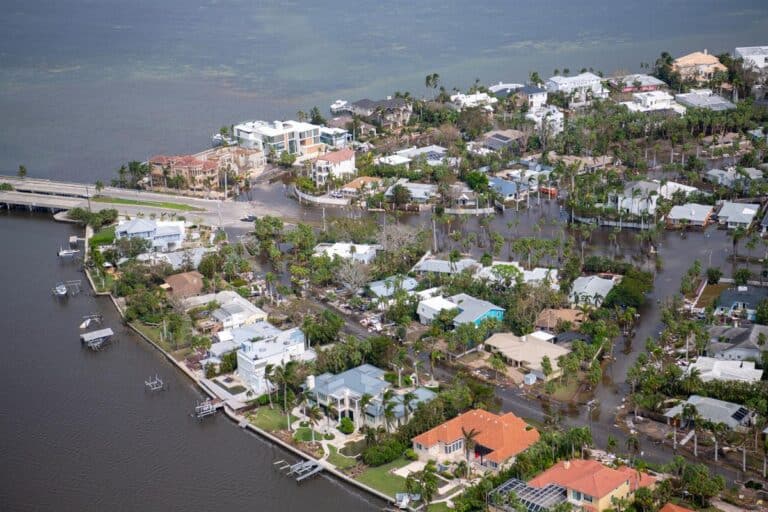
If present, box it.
[52,280,82,297]
[80,327,114,350]
[57,247,81,258]
[273,459,324,483]
[145,375,166,392]
[193,399,221,419]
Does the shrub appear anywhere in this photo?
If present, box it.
[257,394,270,406]
[706,267,722,285]
[362,437,406,466]
[324,433,335,441]
[338,416,355,435]
[205,363,217,379]
[404,448,418,461]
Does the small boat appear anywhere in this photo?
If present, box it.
[79,318,91,329]
[53,283,68,297]
[57,248,80,257]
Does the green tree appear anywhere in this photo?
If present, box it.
[461,427,480,478]
[17,164,27,178]
[390,184,412,207]
[706,267,722,285]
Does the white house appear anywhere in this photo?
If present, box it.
[474,261,559,290]
[235,324,316,395]
[687,357,763,384]
[569,275,616,307]
[666,203,714,227]
[675,89,736,112]
[385,178,439,203]
[613,180,697,216]
[311,148,356,187]
[545,73,608,104]
[183,290,268,330]
[450,92,498,111]
[516,85,548,110]
[233,120,323,156]
[313,242,380,264]
[525,105,564,136]
[115,218,186,252]
[717,202,760,229]
[417,296,459,324]
[621,91,686,115]
[319,127,351,149]
[735,46,768,72]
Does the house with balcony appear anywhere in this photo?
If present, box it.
[527,459,656,512]
[712,285,768,321]
[183,290,268,331]
[610,180,697,216]
[319,126,351,148]
[310,148,356,187]
[411,409,539,471]
[545,72,608,105]
[525,105,565,136]
[672,50,727,82]
[348,97,412,128]
[233,120,323,157]
[621,91,686,115]
[115,218,186,252]
[307,364,436,431]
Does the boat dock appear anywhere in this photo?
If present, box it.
[80,327,115,350]
[145,375,166,392]
[273,459,324,483]
[193,398,223,419]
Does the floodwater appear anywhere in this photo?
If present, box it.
[0,211,381,511]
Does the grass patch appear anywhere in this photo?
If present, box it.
[213,380,246,395]
[93,195,204,211]
[355,457,410,498]
[293,427,325,443]
[90,226,115,246]
[249,407,296,432]
[428,504,452,512]
[696,282,729,309]
[328,445,357,470]
[549,378,581,402]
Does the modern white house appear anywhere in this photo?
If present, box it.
[621,91,686,115]
[310,148,356,187]
[393,145,449,167]
[319,126,351,148]
[384,178,439,203]
[716,202,760,229]
[545,73,608,104]
[450,92,498,111]
[516,85,548,110]
[735,46,768,72]
[612,180,697,216]
[666,204,714,227]
[233,120,323,157]
[417,296,459,324]
[525,105,565,136]
[235,324,316,395]
[115,218,186,252]
[569,275,616,307]
[312,242,380,264]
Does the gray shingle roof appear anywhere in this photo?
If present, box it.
[313,364,389,399]
[449,293,503,324]
[665,395,752,429]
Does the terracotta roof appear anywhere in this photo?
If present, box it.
[616,465,657,491]
[149,154,216,171]
[412,409,539,463]
[316,148,355,164]
[529,460,655,499]
[659,504,695,512]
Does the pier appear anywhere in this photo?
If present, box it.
[80,327,115,350]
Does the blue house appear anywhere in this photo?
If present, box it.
[489,177,528,203]
[449,293,505,327]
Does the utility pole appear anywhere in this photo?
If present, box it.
[85,185,92,212]
[432,214,438,253]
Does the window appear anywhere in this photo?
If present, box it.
[414,443,423,451]
[444,439,463,454]
[583,494,593,503]
[572,491,582,501]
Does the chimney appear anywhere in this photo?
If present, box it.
[703,49,708,55]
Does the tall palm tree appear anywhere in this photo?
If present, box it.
[401,391,417,424]
[273,361,298,431]
[358,393,373,430]
[383,401,397,432]
[625,434,640,464]
[306,404,323,445]
[461,427,481,478]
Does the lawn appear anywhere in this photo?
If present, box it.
[355,457,410,498]
[428,504,452,512]
[327,445,358,470]
[696,282,729,309]
[340,438,367,457]
[90,226,115,246]
[549,377,581,402]
[92,195,204,211]
[293,427,325,443]
[249,407,296,432]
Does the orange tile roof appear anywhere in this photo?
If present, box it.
[659,504,695,512]
[616,465,657,491]
[316,148,355,164]
[412,409,539,463]
[529,460,655,499]
[342,176,382,190]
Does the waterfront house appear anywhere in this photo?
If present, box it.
[312,242,380,264]
[384,178,438,203]
[713,286,768,321]
[234,324,315,395]
[686,356,763,383]
[319,126,351,149]
[527,459,656,512]
[569,275,616,308]
[665,395,754,431]
[525,105,565,136]
[411,409,539,471]
[345,97,412,128]
[134,246,216,270]
[611,180,697,216]
[675,89,735,111]
[417,296,459,324]
[115,218,185,252]
[620,91,686,115]
[609,73,666,92]
[535,308,585,333]
[484,331,570,381]
[149,154,218,190]
[544,72,608,105]
[735,46,768,72]
[233,120,323,157]
[164,271,204,299]
[184,290,268,330]
[666,203,714,228]
[307,364,436,431]
[366,275,418,299]
[310,148,356,188]
[516,84,548,110]
[716,202,759,229]
[488,81,525,99]
[672,50,727,82]
[450,92,498,111]
[448,293,504,327]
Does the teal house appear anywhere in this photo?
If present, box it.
[449,293,505,327]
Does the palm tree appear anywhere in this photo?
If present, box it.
[306,404,323,445]
[263,363,275,409]
[607,435,617,454]
[625,434,640,464]
[326,403,338,433]
[401,391,417,424]
[383,400,397,432]
[461,427,481,478]
[273,361,298,432]
[94,180,104,194]
[681,403,700,457]
[17,164,27,179]
[358,393,373,430]
[489,353,507,382]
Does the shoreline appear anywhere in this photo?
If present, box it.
[78,224,395,509]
